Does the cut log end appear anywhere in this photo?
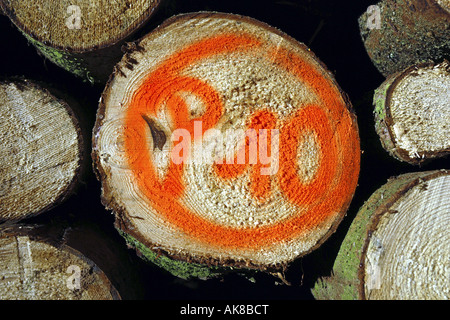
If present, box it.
[0,0,163,83]
[93,12,360,276]
[312,170,450,300]
[0,79,84,222]
[374,60,450,164]
[361,172,450,300]
[0,226,120,300]
[0,0,161,52]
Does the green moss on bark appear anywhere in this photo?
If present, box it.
[372,75,397,157]
[23,33,95,84]
[117,229,232,280]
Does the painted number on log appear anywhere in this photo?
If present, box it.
[124,34,360,249]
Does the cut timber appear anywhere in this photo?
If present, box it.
[0,0,163,83]
[0,79,85,222]
[0,225,120,300]
[359,0,450,77]
[93,12,361,279]
[312,170,450,300]
[373,60,450,165]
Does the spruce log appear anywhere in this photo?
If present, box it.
[358,0,450,77]
[0,79,86,222]
[373,60,450,165]
[0,224,120,300]
[93,12,361,279]
[0,0,163,83]
[312,169,450,300]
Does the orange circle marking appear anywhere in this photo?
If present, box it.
[124,34,360,249]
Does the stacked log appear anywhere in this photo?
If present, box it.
[92,12,361,279]
[0,224,120,300]
[373,60,450,164]
[312,170,450,300]
[0,0,164,83]
[0,79,87,222]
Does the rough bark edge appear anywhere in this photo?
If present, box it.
[112,206,286,279]
[358,0,450,77]
[311,169,449,300]
[373,72,398,159]
[373,61,450,165]
[22,32,121,84]
[0,78,87,223]
[116,228,284,282]
[0,223,121,300]
[117,229,229,280]
[92,11,359,277]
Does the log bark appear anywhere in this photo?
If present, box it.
[0,224,120,300]
[312,169,450,300]
[373,60,450,165]
[358,0,450,77]
[0,79,87,222]
[0,0,164,84]
[92,12,361,279]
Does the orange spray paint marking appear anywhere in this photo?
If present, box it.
[124,34,360,249]
[214,110,278,201]
[279,104,338,206]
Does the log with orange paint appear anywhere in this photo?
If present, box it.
[93,12,361,279]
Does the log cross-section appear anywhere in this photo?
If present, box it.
[93,12,361,278]
[0,225,120,300]
[373,60,450,164]
[0,0,163,83]
[0,79,85,222]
